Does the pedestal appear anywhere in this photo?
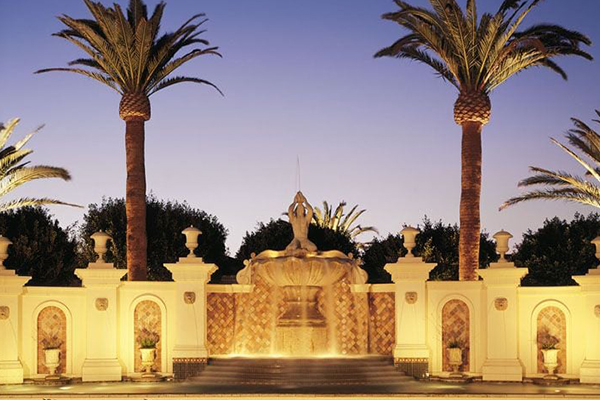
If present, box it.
[0,270,30,384]
[478,262,527,382]
[384,257,436,378]
[75,263,126,382]
[574,270,600,384]
[165,257,217,380]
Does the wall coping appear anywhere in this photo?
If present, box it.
[427,280,483,290]
[517,286,581,295]
[207,284,253,293]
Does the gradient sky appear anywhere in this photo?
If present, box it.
[1,0,599,255]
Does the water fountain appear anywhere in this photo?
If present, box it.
[236,192,367,356]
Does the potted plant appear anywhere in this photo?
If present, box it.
[538,330,560,377]
[137,328,160,375]
[446,339,463,375]
[41,336,62,378]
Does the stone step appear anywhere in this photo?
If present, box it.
[190,357,412,386]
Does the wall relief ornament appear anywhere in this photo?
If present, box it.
[95,298,109,311]
[0,306,9,320]
[405,292,418,304]
[184,292,196,304]
[494,297,508,311]
[595,305,600,318]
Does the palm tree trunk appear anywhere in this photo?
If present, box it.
[458,121,482,281]
[125,120,147,281]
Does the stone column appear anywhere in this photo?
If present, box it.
[165,226,217,379]
[574,236,600,383]
[384,227,436,378]
[0,269,30,384]
[477,230,527,382]
[75,231,126,382]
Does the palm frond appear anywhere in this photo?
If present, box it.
[502,110,600,212]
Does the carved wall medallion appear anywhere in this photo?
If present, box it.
[95,298,109,311]
[595,305,600,318]
[184,291,196,304]
[494,297,508,311]
[405,292,418,304]
[0,306,9,320]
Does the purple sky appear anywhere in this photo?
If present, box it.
[1,0,599,254]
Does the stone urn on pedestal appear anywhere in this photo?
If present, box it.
[541,349,559,377]
[41,336,62,379]
[137,328,160,377]
[538,328,560,379]
[446,340,463,377]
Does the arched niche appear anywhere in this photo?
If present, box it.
[133,298,163,373]
[441,299,470,372]
[36,304,69,375]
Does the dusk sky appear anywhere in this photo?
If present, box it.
[1,0,599,255]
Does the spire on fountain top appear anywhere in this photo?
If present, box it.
[285,191,318,255]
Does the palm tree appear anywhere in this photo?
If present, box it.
[501,111,600,210]
[0,119,77,211]
[375,0,591,280]
[36,0,221,280]
[312,201,378,245]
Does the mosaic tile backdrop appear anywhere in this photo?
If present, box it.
[207,293,235,354]
[442,299,470,372]
[368,292,395,354]
[37,306,67,375]
[233,275,282,354]
[134,300,162,372]
[206,275,391,355]
[536,306,567,374]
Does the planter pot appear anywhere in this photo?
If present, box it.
[140,348,156,374]
[447,348,463,374]
[541,348,559,376]
[43,348,60,377]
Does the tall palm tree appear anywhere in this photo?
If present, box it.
[36,0,221,280]
[501,111,600,210]
[0,119,77,211]
[312,201,378,244]
[375,0,591,280]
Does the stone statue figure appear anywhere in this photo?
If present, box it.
[286,191,318,255]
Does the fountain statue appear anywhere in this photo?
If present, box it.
[236,192,367,356]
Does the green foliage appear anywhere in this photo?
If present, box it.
[512,213,600,286]
[236,219,359,262]
[137,328,160,349]
[362,217,497,283]
[0,207,79,286]
[79,196,236,281]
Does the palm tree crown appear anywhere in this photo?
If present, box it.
[312,201,378,242]
[36,0,221,120]
[502,111,600,210]
[375,0,591,103]
[0,119,77,212]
